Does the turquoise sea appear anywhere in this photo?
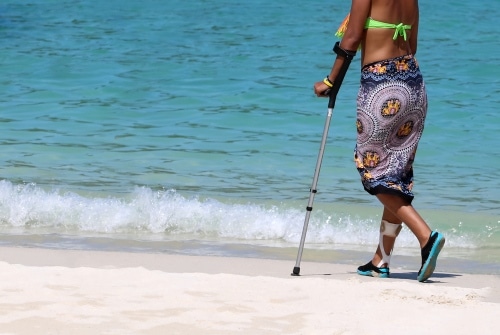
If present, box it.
[1,0,499,275]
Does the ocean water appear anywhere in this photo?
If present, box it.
[1,0,499,274]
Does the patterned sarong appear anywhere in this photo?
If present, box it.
[354,54,427,203]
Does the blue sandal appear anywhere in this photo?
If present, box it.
[357,261,390,278]
[417,231,445,282]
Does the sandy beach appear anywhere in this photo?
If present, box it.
[0,246,498,334]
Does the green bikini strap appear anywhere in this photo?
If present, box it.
[365,18,412,41]
[393,23,411,41]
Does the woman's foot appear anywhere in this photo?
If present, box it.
[357,261,390,278]
[417,231,445,282]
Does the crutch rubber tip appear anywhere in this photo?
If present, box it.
[291,267,301,276]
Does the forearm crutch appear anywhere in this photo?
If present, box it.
[292,42,356,276]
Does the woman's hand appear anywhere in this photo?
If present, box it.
[314,81,331,97]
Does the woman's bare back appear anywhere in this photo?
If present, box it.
[361,0,419,65]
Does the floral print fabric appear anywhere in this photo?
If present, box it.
[354,54,427,203]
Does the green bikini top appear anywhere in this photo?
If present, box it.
[365,17,412,41]
[335,15,412,41]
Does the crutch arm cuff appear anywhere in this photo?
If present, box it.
[333,41,356,60]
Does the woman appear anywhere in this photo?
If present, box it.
[313,0,445,282]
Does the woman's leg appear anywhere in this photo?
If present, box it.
[370,193,445,282]
[376,193,431,248]
[370,207,402,267]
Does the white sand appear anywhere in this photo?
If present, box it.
[0,246,498,335]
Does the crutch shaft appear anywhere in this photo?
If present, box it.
[291,41,356,276]
[292,108,333,275]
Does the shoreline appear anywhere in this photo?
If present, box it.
[0,246,499,334]
[1,233,499,276]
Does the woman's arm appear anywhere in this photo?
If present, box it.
[340,0,371,51]
[314,0,370,96]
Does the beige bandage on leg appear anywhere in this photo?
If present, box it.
[377,220,403,268]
